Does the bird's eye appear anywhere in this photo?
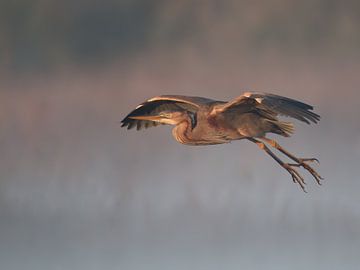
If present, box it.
[161,113,171,118]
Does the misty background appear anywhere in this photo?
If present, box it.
[1,1,360,269]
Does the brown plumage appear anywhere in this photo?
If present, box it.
[121,92,322,191]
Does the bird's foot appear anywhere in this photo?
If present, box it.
[282,163,307,192]
[288,158,323,185]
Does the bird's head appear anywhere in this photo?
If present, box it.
[129,110,188,125]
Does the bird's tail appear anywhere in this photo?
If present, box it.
[267,120,295,137]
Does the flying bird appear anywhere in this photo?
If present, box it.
[121,92,322,191]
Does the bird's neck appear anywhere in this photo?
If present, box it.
[172,120,192,145]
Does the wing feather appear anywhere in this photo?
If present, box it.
[121,95,216,130]
[212,92,320,124]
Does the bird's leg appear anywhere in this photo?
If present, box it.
[261,138,323,185]
[247,138,307,192]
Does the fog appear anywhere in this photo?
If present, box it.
[1,1,360,269]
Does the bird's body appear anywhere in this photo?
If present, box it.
[170,105,237,145]
[121,92,322,191]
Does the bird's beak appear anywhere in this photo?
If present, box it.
[129,115,164,121]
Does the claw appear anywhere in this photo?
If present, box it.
[288,159,323,186]
[299,158,320,164]
[283,164,307,192]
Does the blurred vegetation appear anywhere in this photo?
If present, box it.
[0,0,359,72]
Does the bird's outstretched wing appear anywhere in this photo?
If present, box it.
[212,92,320,124]
[121,95,216,130]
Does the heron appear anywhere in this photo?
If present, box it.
[121,92,322,191]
